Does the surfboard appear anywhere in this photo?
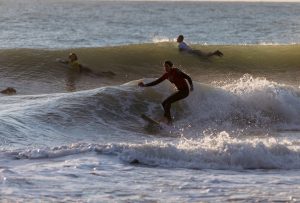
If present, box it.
[141,114,161,126]
[141,114,179,136]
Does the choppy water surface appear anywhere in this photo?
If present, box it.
[0,0,300,48]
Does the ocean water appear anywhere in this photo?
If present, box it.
[1,0,300,202]
[1,0,300,48]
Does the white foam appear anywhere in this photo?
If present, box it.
[5,127,299,170]
[119,131,300,170]
[151,36,175,43]
[14,143,124,159]
[181,74,300,132]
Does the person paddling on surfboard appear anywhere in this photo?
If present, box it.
[58,53,115,76]
[177,35,223,58]
[57,53,116,91]
[138,60,193,124]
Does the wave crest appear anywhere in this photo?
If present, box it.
[7,131,300,170]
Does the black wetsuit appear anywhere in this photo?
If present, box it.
[144,68,193,122]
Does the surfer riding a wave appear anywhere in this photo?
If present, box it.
[138,60,193,124]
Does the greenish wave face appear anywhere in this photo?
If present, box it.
[1,43,300,94]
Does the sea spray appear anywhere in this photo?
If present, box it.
[119,132,300,170]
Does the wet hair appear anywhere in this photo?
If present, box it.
[69,53,78,60]
[177,35,184,41]
[164,60,173,67]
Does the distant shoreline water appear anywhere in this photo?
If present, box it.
[1,1,300,48]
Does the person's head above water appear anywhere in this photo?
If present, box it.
[164,60,173,72]
[177,35,184,43]
[69,53,78,62]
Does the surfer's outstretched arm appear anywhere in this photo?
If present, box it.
[56,58,69,64]
[138,73,167,87]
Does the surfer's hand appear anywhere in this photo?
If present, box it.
[56,58,68,64]
[138,82,145,87]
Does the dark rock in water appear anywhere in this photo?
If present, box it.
[1,87,16,95]
[130,159,140,164]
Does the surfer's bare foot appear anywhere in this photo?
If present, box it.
[214,50,223,57]
[160,116,172,125]
[167,120,172,125]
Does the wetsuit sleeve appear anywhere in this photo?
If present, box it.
[178,70,193,88]
[144,73,168,87]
